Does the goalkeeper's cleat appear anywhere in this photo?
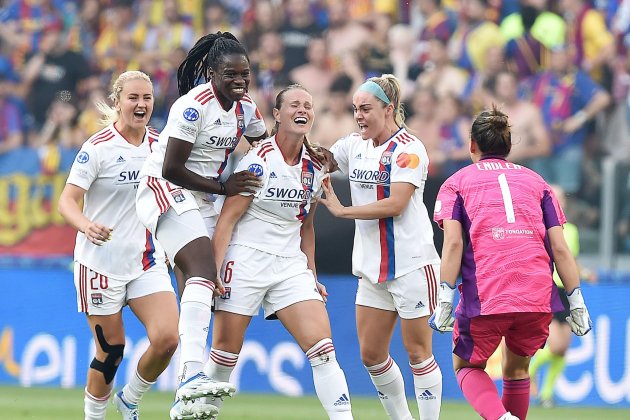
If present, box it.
[498,412,520,420]
[176,372,236,402]
[169,398,219,420]
[113,390,139,420]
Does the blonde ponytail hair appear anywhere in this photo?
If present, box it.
[366,74,407,128]
[95,71,153,127]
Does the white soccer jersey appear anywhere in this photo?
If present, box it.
[141,82,266,181]
[228,136,327,257]
[330,128,440,283]
[66,125,166,280]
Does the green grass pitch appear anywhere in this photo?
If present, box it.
[1,386,628,419]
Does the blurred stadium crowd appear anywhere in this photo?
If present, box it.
[0,0,629,253]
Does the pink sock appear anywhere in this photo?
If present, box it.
[502,378,530,420]
[456,368,507,420]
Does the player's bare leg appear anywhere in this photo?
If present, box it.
[357,305,413,420]
[85,312,125,420]
[113,292,179,418]
[278,300,353,419]
[538,320,571,406]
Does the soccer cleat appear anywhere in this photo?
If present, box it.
[498,412,520,420]
[113,390,139,420]
[169,398,219,420]
[175,372,236,402]
[541,398,555,409]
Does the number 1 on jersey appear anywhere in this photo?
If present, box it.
[498,173,515,223]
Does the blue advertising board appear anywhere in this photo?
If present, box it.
[0,268,627,406]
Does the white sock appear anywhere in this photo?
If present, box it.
[411,355,442,420]
[122,369,154,406]
[84,388,110,420]
[307,338,353,420]
[202,348,239,410]
[178,277,215,383]
[366,355,414,420]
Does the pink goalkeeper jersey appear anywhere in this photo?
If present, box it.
[433,156,566,317]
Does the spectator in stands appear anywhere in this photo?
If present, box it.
[21,18,92,129]
[386,21,423,98]
[279,0,324,72]
[0,59,23,155]
[562,0,616,84]
[500,0,566,49]
[406,87,441,171]
[503,0,552,81]
[289,37,334,110]
[418,38,469,99]
[310,74,356,149]
[204,0,241,37]
[325,1,371,64]
[487,70,550,164]
[241,0,281,51]
[140,0,196,64]
[530,45,611,193]
[31,92,80,175]
[461,44,506,113]
[250,31,290,116]
[416,0,456,68]
[435,93,471,177]
[93,0,140,75]
[448,0,505,74]
[361,13,395,79]
[0,0,65,59]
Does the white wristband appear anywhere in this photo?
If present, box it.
[566,287,585,310]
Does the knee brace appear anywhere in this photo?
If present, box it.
[89,324,124,384]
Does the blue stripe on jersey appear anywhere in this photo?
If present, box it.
[142,230,156,271]
[377,141,398,282]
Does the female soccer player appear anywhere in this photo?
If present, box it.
[205,85,353,419]
[135,32,268,419]
[430,106,592,420]
[58,71,179,420]
[319,74,443,420]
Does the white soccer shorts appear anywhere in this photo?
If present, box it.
[74,263,174,316]
[213,244,323,319]
[355,263,440,319]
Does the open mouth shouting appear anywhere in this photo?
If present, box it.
[294,116,308,125]
[133,109,147,121]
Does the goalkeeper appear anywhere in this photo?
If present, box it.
[430,106,592,420]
